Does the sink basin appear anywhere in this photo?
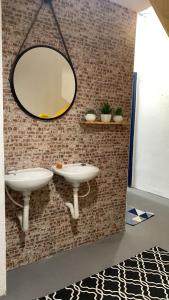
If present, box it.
[52,163,99,220]
[5,168,53,192]
[5,168,53,232]
[52,163,99,187]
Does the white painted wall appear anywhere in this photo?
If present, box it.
[133,7,169,198]
[0,0,6,296]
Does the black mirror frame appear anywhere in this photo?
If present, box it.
[10,45,77,121]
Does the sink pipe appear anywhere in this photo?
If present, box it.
[17,191,31,232]
[65,182,90,220]
[66,187,79,219]
[6,186,31,232]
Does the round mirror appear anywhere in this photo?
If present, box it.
[10,46,77,120]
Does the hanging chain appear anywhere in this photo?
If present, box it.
[13,0,73,67]
[16,0,44,58]
[49,0,73,67]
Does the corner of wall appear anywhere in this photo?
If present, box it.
[0,0,6,296]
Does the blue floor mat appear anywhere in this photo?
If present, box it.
[126,207,154,226]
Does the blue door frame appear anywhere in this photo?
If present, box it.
[128,72,137,187]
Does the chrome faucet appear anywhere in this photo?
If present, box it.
[5,166,8,174]
[5,166,16,175]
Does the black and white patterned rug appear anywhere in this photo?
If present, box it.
[37,246,169,300]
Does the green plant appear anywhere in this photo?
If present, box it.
[115,107,123,116]
[101,102,112,114]
[86,109,96,114]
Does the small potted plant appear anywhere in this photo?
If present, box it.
[85,109,96,122]
[101,102,112,122]
[113,107,123,122]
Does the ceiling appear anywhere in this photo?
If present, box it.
[111,0,151,12]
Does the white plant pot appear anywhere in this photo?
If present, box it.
[113,115,123,122]
[85,114,96,122]
[101,114,112,122]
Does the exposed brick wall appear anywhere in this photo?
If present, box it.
[2,0,136,270]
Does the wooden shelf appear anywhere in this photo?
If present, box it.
[80,121,130,126]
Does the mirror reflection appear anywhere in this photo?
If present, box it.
[10,46,77,119]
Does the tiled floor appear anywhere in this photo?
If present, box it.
[1,188,169,300]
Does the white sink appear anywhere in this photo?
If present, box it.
[5,168,53,192]
[5,168,53,232]
[52,163,99,220]
[52,163,99,187]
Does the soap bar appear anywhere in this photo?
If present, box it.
[56,162,63,169]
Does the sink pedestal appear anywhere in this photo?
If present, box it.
[17,191,31,232]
